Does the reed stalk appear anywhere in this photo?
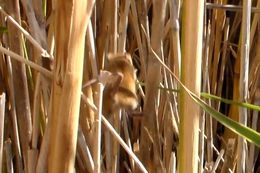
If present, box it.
[178,0,204,172]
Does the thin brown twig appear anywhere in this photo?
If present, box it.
[0,46,52,78]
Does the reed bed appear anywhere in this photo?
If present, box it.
[0,0,260,173]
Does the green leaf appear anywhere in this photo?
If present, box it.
[201,92,260,111]
[190,92,260,147]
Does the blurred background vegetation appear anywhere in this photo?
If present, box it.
[0,0,260,173]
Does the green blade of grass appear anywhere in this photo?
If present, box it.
[190,92,260,147]
[201,92,260,111]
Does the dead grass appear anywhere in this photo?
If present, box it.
[0,0,260,173]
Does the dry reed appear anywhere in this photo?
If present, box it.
[0,1,260,173]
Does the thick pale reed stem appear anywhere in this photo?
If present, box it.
[178,0,204,172]
[48,1,95,173]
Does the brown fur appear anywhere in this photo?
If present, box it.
[102,53,138,116]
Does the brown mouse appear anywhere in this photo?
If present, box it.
[102,53,138,117]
